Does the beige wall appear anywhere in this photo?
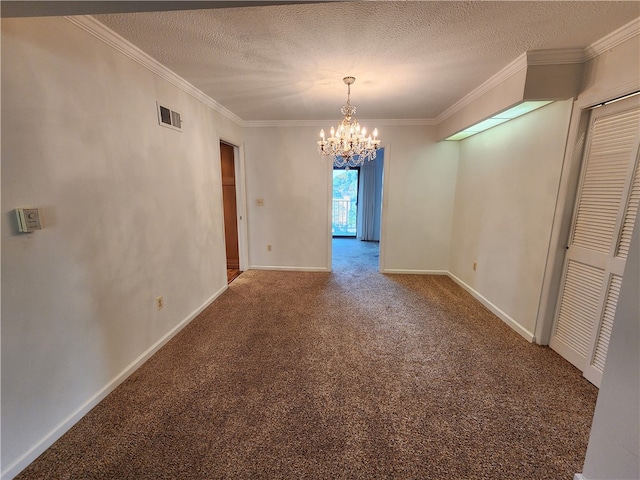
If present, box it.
[1,17,242,477]
[580,33,640,107]
[448,99,573,339]
[244,126,332,270]
[380,125,459,273]
[243,124,459,273]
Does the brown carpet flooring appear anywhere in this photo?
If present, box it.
[17,238,598,479]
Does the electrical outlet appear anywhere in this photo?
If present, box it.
[256,199,265,206]
[156,296,164,310]
[267,244,272,251]
[473,262,477,271]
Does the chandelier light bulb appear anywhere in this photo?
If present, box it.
[316,76,381,168]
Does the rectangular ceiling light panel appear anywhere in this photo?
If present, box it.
[445,101,553,141]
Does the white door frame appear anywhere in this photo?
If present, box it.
[326,155,333,271]
[378,145,390,273]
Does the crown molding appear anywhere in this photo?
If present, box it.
[435,18,639,125]
[363,118,438,126]
[585,16,640,60]
[65,15,246,127]
[435,52,528,124]
[526,48,586,66]
[245,118,436,128]
[245,120,330,128]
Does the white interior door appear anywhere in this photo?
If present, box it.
[550,94,640,387]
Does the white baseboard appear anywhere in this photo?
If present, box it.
[248,265,330,272]
[447,272,535,343]
[574,474,587,480]
[2,285,227,480]
[382,269,449,275]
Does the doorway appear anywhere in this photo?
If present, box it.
[331,149,384,271]
[220,141,240,282]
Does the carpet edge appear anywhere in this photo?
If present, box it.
[248,265,331,272]
[447,272,536,343]
[381,269,449,275]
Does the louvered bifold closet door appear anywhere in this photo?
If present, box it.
[550,95,640,387]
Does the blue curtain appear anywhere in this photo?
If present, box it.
[357,156,381,241]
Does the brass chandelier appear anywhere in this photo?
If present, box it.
[317,76,381,168]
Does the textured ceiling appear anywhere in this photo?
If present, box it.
[96,1,640,122]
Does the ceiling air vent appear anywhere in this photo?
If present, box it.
[157,102,182,131]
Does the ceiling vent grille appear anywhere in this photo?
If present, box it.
[157,102,182,131]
